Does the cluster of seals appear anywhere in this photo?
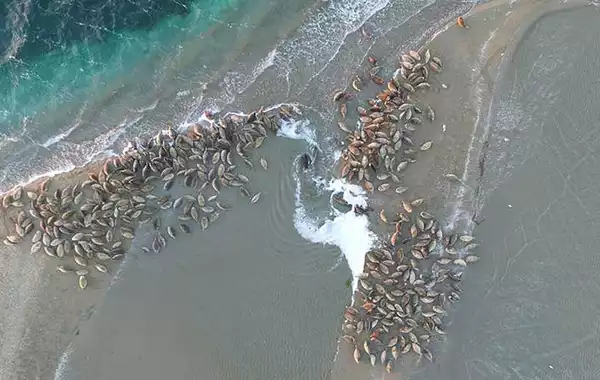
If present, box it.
[332,46,480,373]
[343,207,479,372]
[0,105,299,289]
[335,48,439,192]
[0,35,480,378]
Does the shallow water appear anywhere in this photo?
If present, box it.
[3,0,600,379]
[3,0,472,377]
[61,138,351,380]
[0,0,468,191]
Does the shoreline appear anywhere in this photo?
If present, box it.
[329,0,591,378]
[0,108,298,379]
[0,0,593,378]
[2,1,492,378]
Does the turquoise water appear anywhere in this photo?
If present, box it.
[0,0,496,378]
[0,0,242,129]
[0,0,475,194]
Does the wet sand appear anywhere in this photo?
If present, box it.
[1,0,599,379]
[333,0,599,379]
[427,2,600,379]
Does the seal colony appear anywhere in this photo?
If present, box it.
[0,46,479,376]
[0,105,298,289]
[332,45,480,373]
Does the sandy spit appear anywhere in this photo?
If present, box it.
[328,0,590,379]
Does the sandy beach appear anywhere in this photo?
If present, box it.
[330,1,599,379]
[1,0,599,379]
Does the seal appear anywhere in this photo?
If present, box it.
[299,153,311,170]
[353,205,371,216]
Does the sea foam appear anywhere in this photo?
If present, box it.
[276,118,375,294]
[294,179,375,293]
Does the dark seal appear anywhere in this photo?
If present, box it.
[299,153,311,170]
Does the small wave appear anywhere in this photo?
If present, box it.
[243,48,278,94]
[0,133,20,148]
[131,99,159,113]
[276,118,318,146]
[0,121,128,193]
[80,125,128,166]
[283,0,391,91]
[40,123,80,148]
[52,342,73,380]
[299,0,394,90]
[12,165,76,191]
[1,0,31,63]
[220,47,278,100]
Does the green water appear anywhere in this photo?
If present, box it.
[0,0,243,130]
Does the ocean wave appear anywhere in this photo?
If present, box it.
[221,48,278,98]
[296,0,395,90]
[0,123,127,193]
[282,0,391,77]
[206,0,393,108]
[1,0,31,63]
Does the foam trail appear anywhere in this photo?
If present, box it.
[131,99,159,113]
[294,178,375,293]
[276,119,318,146]
[1,121,127,194]
[238,48,278,95]
[221,48,278,99]
[52,342,73,380]
[0,164,77,194]
[275,117,374,293]
[445,25,501,233]
[40,123,79,148]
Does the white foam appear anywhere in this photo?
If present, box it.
[0,121,126,193]
[52,342,73,380]
[208,0,392,108]
[293,178,375,292]
[1,0,31,64]
[220,48,278,98]
[276,118,318,146]
[281,0,391,90]
[131,99,159,113]
[178,108,221,132]
[40,123,80,148]
[0,164,76,194]
[244,48,277,94]
[273,116,374,293]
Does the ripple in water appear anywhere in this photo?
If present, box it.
[265,118,335,274]
[272,117,377,293]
